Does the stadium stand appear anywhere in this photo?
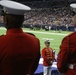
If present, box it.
[0,0,76,31]
[0,0,76,75]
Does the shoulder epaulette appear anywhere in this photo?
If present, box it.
[61,31,76,43]
[26,32,36,37]
[67,31,76,37]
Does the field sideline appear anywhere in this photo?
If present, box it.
[0,27,72,53]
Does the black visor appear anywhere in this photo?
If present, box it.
[45,42,50,44]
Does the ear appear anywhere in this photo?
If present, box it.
[73,15,76,27]
[3,16,8,28]
[3,16,7,25]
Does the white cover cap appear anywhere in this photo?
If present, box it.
[70,3,76,13]
[0,1,31,15]
[1,0,11,1]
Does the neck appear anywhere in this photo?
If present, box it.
[46,46,49,48]
[6,27,21,30]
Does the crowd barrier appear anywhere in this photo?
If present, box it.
[51,25,75,31]
[23,24,75,31]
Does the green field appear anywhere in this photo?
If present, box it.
[0,27,72,54]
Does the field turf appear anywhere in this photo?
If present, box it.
[0,27,72,54]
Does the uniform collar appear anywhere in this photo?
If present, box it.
[6,28,23,34]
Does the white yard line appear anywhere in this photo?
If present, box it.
[0,27,6,30]
[42,38,54,40]
[24,30,68,36]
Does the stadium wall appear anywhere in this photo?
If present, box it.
[23,24,75,31]
[0,23,75,31]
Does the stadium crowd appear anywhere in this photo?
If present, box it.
[0,7,74,27]
[24,7,72,25]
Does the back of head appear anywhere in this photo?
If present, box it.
[3,14,24,29]
[0,0,31,29]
